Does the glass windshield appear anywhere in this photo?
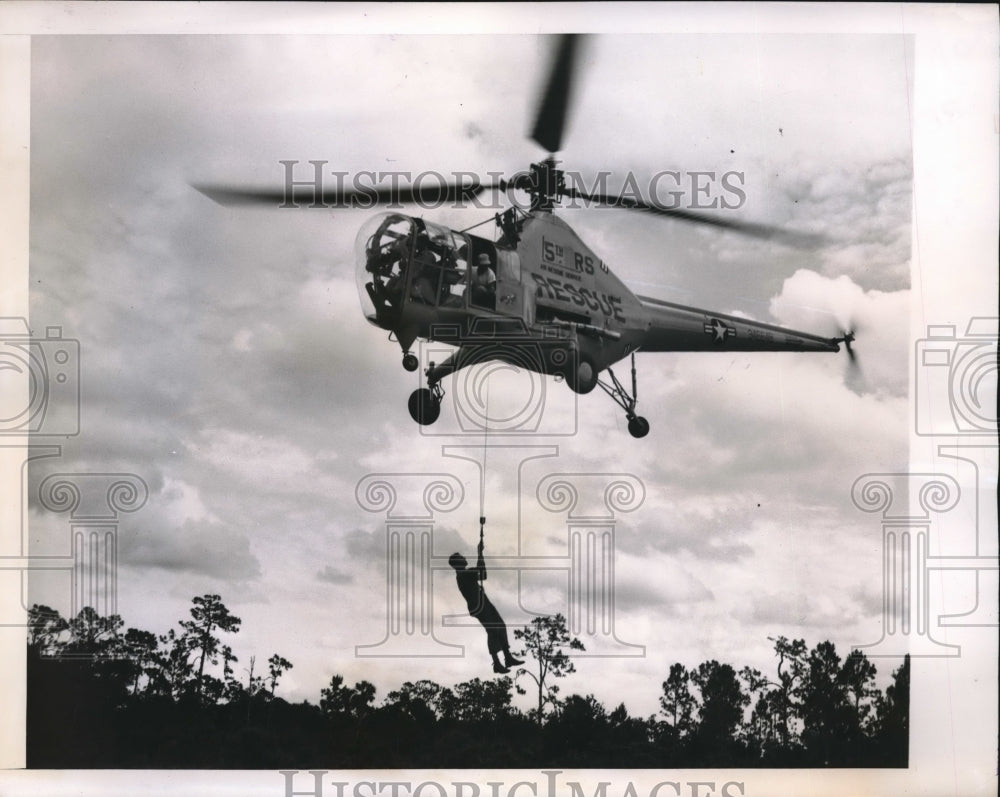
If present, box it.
[356,213,415,323]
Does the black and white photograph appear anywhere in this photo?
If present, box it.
[0,4,996,796]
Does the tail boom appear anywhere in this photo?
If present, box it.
[636,295,840,354]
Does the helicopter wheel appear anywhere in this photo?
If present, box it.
[408,388,441,425]
[402,353,419,372]
[627,416,650,439]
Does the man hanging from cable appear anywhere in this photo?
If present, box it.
[449,518,523,674]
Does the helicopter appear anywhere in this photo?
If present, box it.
[195,36,856,438]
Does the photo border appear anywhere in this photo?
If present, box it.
[1,3,996,796]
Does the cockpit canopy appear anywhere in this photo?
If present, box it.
[355,213,510,329]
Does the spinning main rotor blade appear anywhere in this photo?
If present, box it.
[561,186,824,247]
[192,181,487,208]
[530,34,581,154]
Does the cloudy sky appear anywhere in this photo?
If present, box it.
[0,7,995,797]
[11,14,992,769]
[23,28,914,715]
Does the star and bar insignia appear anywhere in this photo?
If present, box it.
[704,318,736,343]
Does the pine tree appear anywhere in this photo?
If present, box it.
[178,594,241,704]
[513,613,584,723]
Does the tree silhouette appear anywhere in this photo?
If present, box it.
[513,613,584,723]
[320,675,377,720]
[689,660,749,761]
[769,635,809,749]
[546,695,608,748]
[267,654,293,698]
[547,693,609,763]
[737,665,771,754]
[24,599,910,768]
[452,676,514,722]
[386,679,455,722]
[607,702,655,764]
[178,594,241,704]
[874,655,909,766]
[220,644,240,700]
[244,654,264,698]
[121,627,159,695]
[799,640,852,763]
[152,627,194,699]
[65,606,124,659]
[839,649,879,736]
[659,662,696,740]
[27,604,68,656]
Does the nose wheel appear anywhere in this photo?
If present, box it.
[408,385,443,425]
[406,355,459,427]
[402,352,419,372]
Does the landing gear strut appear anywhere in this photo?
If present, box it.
[598,352,650,438]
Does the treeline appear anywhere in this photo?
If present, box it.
[26,597,907,768]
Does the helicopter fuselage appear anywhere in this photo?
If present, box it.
[200,33,851,438]
[357,210,839,398]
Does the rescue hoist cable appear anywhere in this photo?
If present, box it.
[479,368,491,548]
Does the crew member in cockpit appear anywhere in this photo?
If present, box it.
[411,236,440,304]
[472,253,497,308]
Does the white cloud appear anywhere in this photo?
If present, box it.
[770,269,910,397]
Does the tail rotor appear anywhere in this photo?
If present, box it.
[835,329,857,366]
[831,323,867,392]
